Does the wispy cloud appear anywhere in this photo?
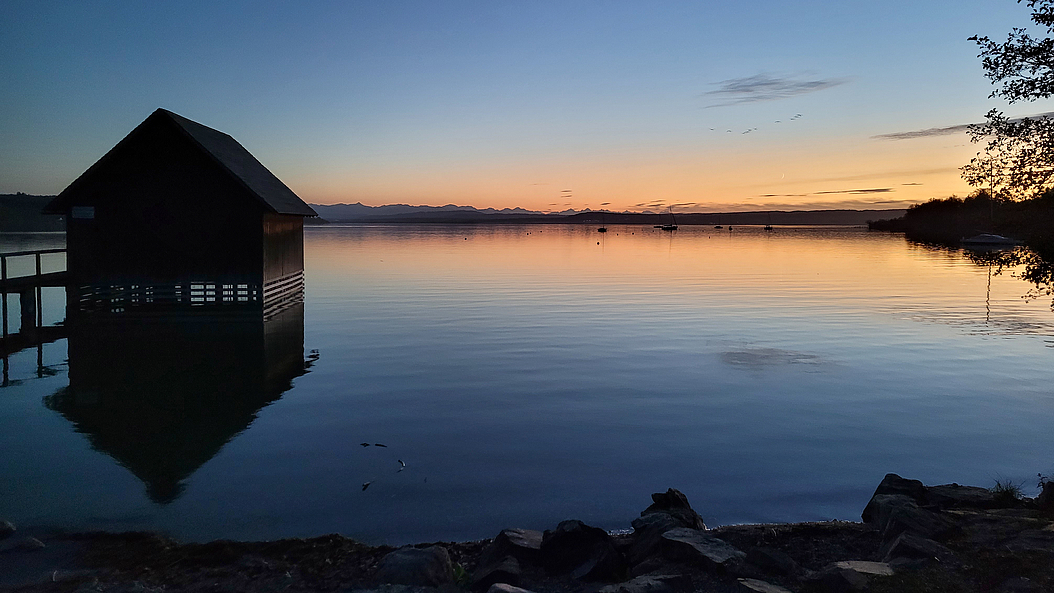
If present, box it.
[871,124,970,140]
[873,111,1054,140]
[760,188,893,198]
[813,187,894,195]
[704,73,848,107]
[676,197,915,212]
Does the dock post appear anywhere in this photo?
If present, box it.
[35,253,43,330]
[20,288,36,339]
[1,255,7,342]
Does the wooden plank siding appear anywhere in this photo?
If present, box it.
[44,109,315,314]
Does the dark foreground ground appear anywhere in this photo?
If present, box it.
[2,475,1053,593]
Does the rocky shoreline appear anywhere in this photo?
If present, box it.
[2,474,1053,593]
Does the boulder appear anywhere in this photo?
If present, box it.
[879,500,958,541]
[486,585,537,593]
[736,579,794,593]
[628,556,670,578]
[627,513,687,567]
[470,556,520,591]
[540,520,626,581]
[660,528,745,572]
[375,546,453,587]
[861,474,927,523]
[806,561,893,592]
[999,576,1043,592]
[477,529,542,568]
[597,573,693,593]
[744,547,800,577]
[640,489,707,530]
[926,483,999,510]
[879,532,956,564]
[0,536,45,553]
[0,521,14,541]
[863,493,957,542]
[1036,481,1054,511]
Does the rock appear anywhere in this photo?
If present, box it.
[470,556,520,591]
[880,500,958,541]
[597,573,693,593]
[1006,528,1054,552]
[477,529,543,568]
[0,521,14,541]
[807,561,893,592]
[1000,576,1043,592]
[540,520,626,581]
[927,483,999,510]
[660,528,745,572]
[863,493,915,527]
[628,556,668,577]
[1037,481,1054,511]
[736,579,794,593]
[486,585,537,593]
[375,546,454,587]
[832,560,894,576]
[344,586,432,593]
[879,532,955,564]
[0,536,45,553]
[627,513,687,567]
[744,547,800,576]
[345,586,441,593]
[864,493,957,541]
[861,474,927,522]
[640,489,707,530]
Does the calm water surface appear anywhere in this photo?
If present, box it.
[2,225,1053,544]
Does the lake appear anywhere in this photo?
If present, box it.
[1,225,1052,545]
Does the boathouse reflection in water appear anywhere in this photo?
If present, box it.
[45,301,311,503]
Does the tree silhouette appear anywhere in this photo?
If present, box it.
[963,1,1054,199]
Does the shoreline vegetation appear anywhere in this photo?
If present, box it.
[867,191,1054,257]
[2,474,1053,593]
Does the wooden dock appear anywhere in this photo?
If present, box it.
[1,248,69,368]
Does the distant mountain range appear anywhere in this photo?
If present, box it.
[310,202,563,221]
[309,202,906,226]
[0,194,906,230]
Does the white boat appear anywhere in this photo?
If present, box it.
[961,234,1021,246]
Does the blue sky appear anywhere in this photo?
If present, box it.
[3,1,1052,212]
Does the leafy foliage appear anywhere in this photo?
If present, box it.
[964,1,1054,198]
[963,109,1054,199]
[970,1,1054,103]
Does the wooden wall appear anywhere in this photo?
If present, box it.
[63,116,264,286]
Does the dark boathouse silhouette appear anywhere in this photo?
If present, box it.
[28,109,319,502]
[43,108,316,315]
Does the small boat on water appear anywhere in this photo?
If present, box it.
[597,227,607,233]
[661,207,677,231]
[764,225,773,231]
[714,225,723,229]
[961,234,1021,247]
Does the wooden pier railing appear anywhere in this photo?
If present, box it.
[1,248,68,385]
[1,248,68,341]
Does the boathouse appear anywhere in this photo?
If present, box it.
[44,108,316,313]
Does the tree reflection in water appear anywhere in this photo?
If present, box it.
[963,247,1054,314]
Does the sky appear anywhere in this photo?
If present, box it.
[4,0,1054,213]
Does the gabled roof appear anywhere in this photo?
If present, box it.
[45,109,317,217]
